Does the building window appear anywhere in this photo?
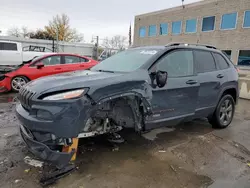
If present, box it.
[202,16,215,32]
[185,19,197,33]
[139,27,146,38]
[172,21,182,35]
[238,50,250,66]
[222,50,232,59]
[149,25,157,36]
[221,12,237,30]
[160,23,168,35]
[243,10,250,28]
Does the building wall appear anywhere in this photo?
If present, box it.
[134,0,250,64]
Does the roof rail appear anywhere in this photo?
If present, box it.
[165,43,217,49]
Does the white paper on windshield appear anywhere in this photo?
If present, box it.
[140,50,157,55]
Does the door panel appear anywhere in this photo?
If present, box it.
[194,50,226,117]
[27,55,63,80]
[147,49,199,125]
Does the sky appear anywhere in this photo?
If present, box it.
[0,0,201,43]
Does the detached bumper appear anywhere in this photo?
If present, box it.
[20,124,74,169]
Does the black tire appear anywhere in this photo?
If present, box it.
[11,76,29,92]
[208,94,235,129]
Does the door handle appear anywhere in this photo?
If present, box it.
[79,65,85,67]
[217,74,224,78]
[55,68,62,70]
[186,80,197,85]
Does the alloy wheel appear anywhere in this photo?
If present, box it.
[219,99,233,125]
[11,77,27,91]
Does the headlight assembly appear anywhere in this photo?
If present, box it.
[43,89,85,100]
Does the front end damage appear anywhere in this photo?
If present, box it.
[16,80,153,171]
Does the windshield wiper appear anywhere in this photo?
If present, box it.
[96,69,114,73]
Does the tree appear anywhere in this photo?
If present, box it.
[29,30,54,40]
[7,27,21,37]
[44,13,83,42]
[102,35,128,50]
[129,23,132,46]
[7,26,31,38]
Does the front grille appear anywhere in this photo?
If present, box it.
[19,87,36,110]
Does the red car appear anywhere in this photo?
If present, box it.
[0,53,98,92]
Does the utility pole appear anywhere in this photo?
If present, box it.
[56,29,59,52]
[182,0,185,9]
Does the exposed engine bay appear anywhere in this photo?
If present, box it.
[79,96,145,138]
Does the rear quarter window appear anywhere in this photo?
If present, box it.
[194,50,216,73]
[213,53,229,70]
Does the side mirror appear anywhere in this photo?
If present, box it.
[36,62,44,69]
[156,70,168,88]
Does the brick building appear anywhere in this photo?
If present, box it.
[133,0,250,66]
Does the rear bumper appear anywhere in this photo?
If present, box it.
[20,124,74,169]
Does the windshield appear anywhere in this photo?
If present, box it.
[91,48,159,72]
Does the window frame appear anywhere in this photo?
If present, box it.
[220,12,238,30]
[159,23,168,35]
[139,26,146,38]
[194,49,217,73]
[243,10,250,29]
[201,16,216,32]
[185,18,198,34]
[154,49,195,78]
[148,25,157,37]
[172,21,182,35]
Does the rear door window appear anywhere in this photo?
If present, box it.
[0,42,17,51]
[194,50,216,73]
[64,56,81,64]
[213,53,229,70]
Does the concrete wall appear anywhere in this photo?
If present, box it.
[134,0,250,64]
[0,36,94,57]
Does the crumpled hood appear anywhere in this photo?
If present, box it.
[25,70,124,94]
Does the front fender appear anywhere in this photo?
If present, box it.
[88,80,153,114]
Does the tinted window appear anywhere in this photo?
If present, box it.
[221,12,237,30]
[149,25,157,36]
[160,23,168,35]
[157,50,194,77]
[0,42,17,51]
[139,27,146,38]
[172,21,182,35]
[202,16,215,31]
[38,56,61,66]
[243,10,250,28]
[186,19,197,33]
[213,53,229,70]
[195,51,216,73]
[222,50,232,59]
[238,50,250,66]
[65,56,81,64]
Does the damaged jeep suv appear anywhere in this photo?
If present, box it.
[16,43,238,168]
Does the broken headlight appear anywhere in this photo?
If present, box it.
[43,89,85,100]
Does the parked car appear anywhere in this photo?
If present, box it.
[0,41,53,66]
[16,43,238,169]
[0,53,98,92]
